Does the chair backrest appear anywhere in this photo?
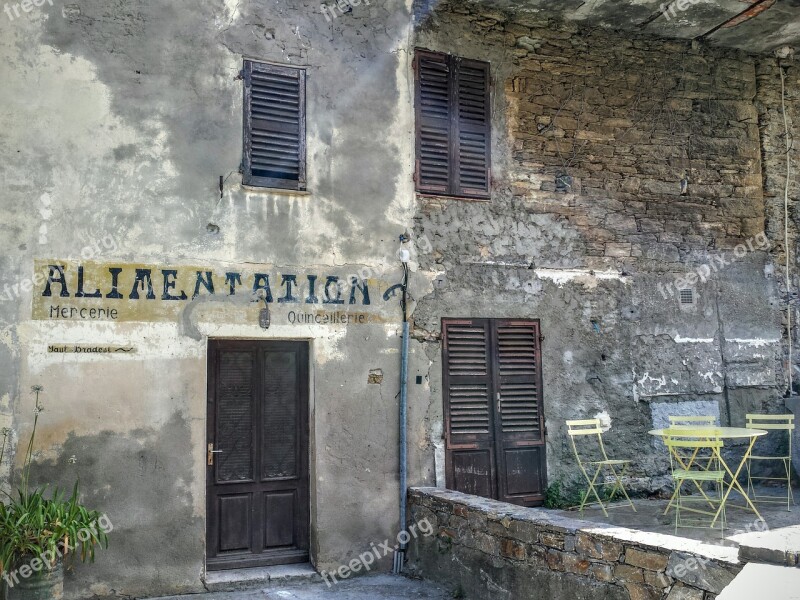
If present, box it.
[745,414,795,431]
[664,430,724,451]
[566,419,604,436]
[664,429,723,472]
[668,415,717,428]
[566,419,609,463]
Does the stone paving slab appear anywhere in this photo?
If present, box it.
[717,563,800,599]
[149,574,453,600]
[552,487,800,547]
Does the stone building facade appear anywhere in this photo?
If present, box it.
[0,0,798,597]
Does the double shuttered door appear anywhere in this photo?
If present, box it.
[206,340,309,570]
[442,319,547,507]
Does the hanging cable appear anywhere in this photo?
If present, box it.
[781,64,794,395]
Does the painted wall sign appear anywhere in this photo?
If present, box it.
[32,260,398,324]
[48,345,136,354]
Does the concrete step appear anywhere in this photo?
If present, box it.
[202,563,322,593]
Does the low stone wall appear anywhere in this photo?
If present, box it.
[407,488,742,600]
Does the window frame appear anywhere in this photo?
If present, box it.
[242,60,307,191]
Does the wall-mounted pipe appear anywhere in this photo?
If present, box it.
[393,253,410,574]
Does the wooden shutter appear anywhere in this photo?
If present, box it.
[414,50,490,199]
[415,51,451,194]
[442,319,547,507]
[442,319,496,499]
[455,59,491,197]
[493,320,546,505]
[243,61,306,190]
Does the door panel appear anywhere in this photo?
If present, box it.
[207,340,309,571]
[443,319,547,507]
[451,449,494,498]
[218,495,252,552]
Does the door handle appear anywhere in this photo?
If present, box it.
[207,443,224,466]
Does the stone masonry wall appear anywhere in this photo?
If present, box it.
[408,487,742,600]
[755,58,800,392]
[411,0,790,492]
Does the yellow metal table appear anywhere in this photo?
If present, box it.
[649,427,768,527]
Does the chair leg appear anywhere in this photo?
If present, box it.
[785,458,794,512]
[579,465,608,517]
[608,464,636,512]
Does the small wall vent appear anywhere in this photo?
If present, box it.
[679,288,694,305]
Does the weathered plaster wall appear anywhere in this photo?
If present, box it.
[0,0,422,597]
[411,1,791,492]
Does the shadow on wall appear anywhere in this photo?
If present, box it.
[28,412,204,598]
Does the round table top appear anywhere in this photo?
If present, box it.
[649,427,768,439]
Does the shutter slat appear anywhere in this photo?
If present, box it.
[496,324,541,436]
[443,321,493,437]
[244,61,306,189]
[449,383,490,433]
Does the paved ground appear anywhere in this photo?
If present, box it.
[152,575,453,600]
[553,486,800,546]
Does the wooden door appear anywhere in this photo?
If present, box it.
[442,319,547,507]
[206,340,309,570]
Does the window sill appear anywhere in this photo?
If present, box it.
[241,185,311,197]
[416,192,491,203]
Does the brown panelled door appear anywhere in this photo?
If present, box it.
[442,319,546,506]
[207,340,309,570]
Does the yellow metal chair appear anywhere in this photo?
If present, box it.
[745,414,795,511]
[665,429,726,535]
[667,415,718,472]
[566,419,636,516]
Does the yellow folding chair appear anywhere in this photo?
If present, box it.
[667,415,718,472]
[665,429,726,535]
[566,419,636,516]
[745,414,795,511]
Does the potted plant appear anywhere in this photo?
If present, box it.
[0,387,109,599]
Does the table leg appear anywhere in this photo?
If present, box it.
[711,436,764,528]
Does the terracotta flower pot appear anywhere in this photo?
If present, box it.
[6,561,63,600]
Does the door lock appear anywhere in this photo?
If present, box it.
[207,443,223,466]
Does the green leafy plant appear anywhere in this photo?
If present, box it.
[0,386,109,578]
[544,479,587,509]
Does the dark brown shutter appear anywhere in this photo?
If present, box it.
[415,51,451,194]
[455,58,491,198]
[243,61,306,190]
[414,50,490,199]
[443,319,546,507]
[493,320,546,505]
[442,319,496,499]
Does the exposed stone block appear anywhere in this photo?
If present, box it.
[625,548,670,571]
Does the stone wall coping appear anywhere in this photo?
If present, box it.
[411,487,740,565]
[728,525,800,566]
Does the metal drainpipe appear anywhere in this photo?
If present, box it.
[393,259,410,574]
